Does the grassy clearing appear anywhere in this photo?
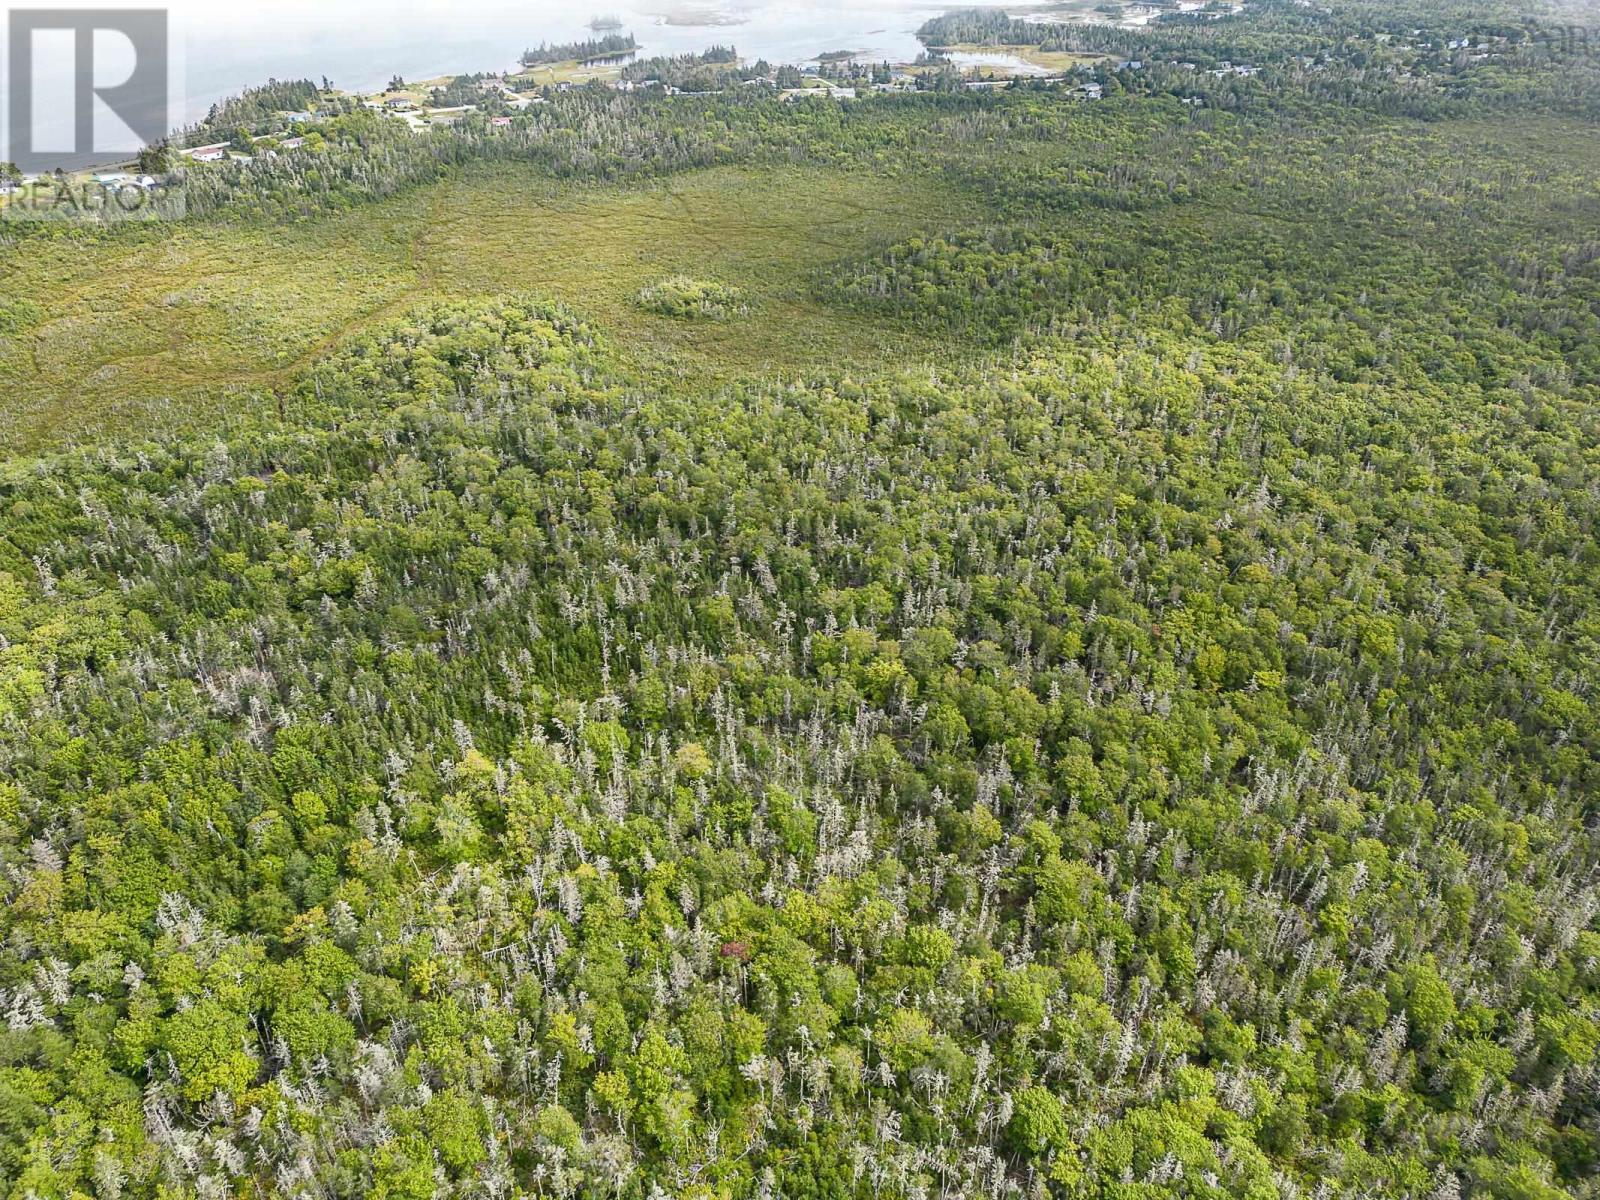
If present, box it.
[420,165,979,384]
[6,113,1592,457]
[945,43,1107,71]
[510,60,627,86]
[1012,46,1107,70]
[377,76,458,105]
[0,162,978,454]
[0,205,426,451]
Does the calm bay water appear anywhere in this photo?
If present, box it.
[179,0,1018,120]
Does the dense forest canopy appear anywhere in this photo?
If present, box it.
[1,0,1599,1198]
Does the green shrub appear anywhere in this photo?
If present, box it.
[634,275,748,320]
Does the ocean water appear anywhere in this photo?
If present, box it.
[179,0,1017,118]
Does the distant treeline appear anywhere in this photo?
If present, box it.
[111,0,1600,228]
[520,32,637,66]
[917,0,1590,73]
[917,8,1037,47]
